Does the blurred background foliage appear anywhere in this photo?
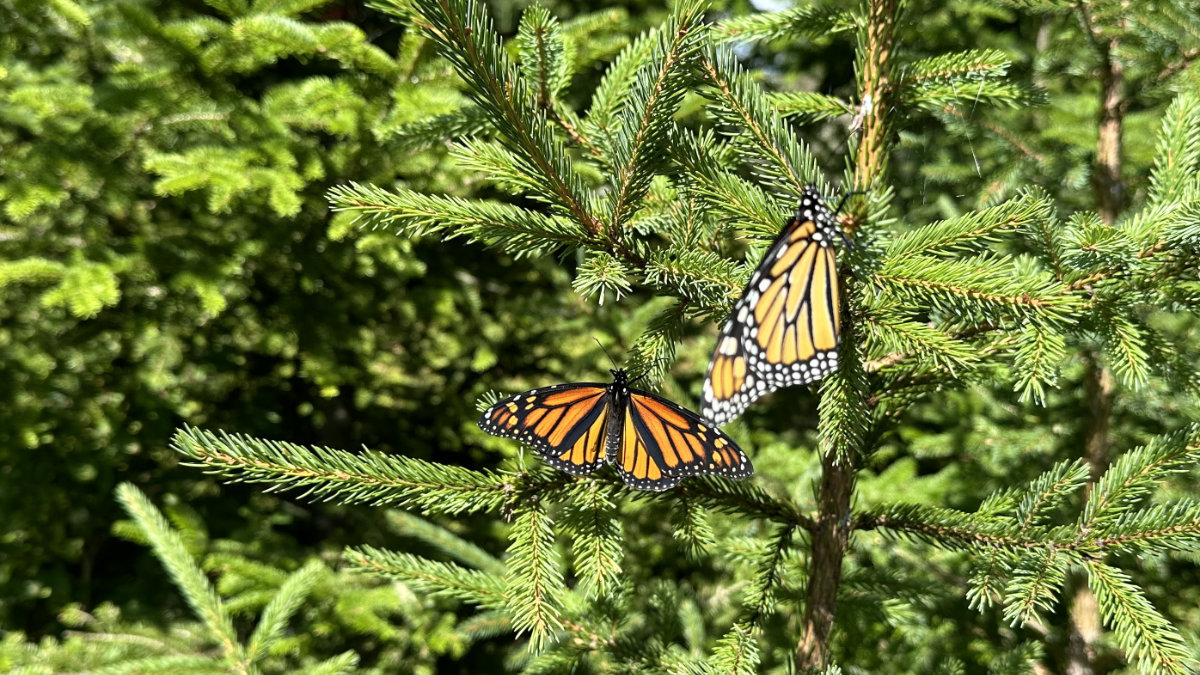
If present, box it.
[1,0,1198,672]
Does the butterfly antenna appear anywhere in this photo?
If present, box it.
[594,337,619,369]
[832,190,863,217]
[830,189,867,251]
[628,357,671,386]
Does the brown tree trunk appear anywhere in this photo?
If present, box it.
[1067,3,1124,667]
[795,0,895,669]
[794,453,856,669]
[1067,355,1114,675]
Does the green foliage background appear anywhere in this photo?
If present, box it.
[2,0,1199,673]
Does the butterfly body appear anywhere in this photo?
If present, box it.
[702,186,843,425]
[479,369,753,491]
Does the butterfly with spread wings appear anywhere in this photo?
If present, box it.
[479,369,753,491]
[702,185,846,425]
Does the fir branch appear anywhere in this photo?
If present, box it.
[172,426,514,514]
[884,192,1052,259]
[607,0,706,230]
[671,128,784,239]
[584,26,659,148]
[382,105,492,150]
[707,623,759,675]
[770,92,856,122]
[343,546,506,608]
[328,182,586,256]
[1085,561,1192,674]
[901,49,1010,85]
[115,483,247,673]
[872,255,1080,325]
[672,494,717,558]
[246,559,323,662]
[1094,308,1151,388]
[914,81,1029,110]
[459,611,513,643]
[627,301,687,385]
[518,6,571,111]
[448,138,556,198]
[1090,502,1200,553]
[670,477,815,531]
[560,482,623,597]
[1148,93,1200,203]
[505,499,565,652]
[1000,548,1066,627]
[745,524,797,626]
[1080,425,1200,530]
[643,249,746,313]
[698,46,823,197]
[384,510,506,575]
[1010,324,1067,404]
[714,4,856,43]
[300,651,359,675]
[77,655,224,675]
[855,504,1051,551]
[394,0,602,234]
[572,252,633,304]
[860,311,979,373]
[1149,45,1200,88]
[1013,458,1089,532]
[966,548,1014,613]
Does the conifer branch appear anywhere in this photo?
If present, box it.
[1001,549,1067,627]
[561,482,623,597]
[384,510,506,575]
[854,505,1052,550]
[1079,425,1200,531]
[115,483,248,674]
[585,28,660,147]
[505,498,565,652]
[708,623,760,675]
[698,47,821,196]
[884,192,1051,259]
[172,426,516,514]
[746,524,797,627]
[872,256,1080,325]
[246,559,323,662]
[394,0,603,235]
[344,546,506,608]
[1085,561,1191,674]
[328,183,587,256]
[714,5,855,44]
[1150,45,1200,88]
[770,92,856,122]
[607,0,706,231]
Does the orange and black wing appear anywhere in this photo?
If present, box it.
[702,187,842,425]
[478,384,610,476]
[615,389,753,491]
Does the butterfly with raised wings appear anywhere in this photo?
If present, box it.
[479,369,753,491]
[702,185,846,425]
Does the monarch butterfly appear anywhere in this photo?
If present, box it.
[701,185,844,425]
[478,369,753,491]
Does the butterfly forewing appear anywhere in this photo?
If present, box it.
[617,389,754,491]
[478,383,610,475]
[701,187,843,425]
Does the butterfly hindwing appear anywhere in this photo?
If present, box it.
[701,186,843,425]
[478,383,610,476]
[616,389,754,491]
